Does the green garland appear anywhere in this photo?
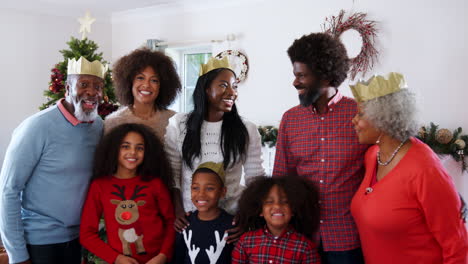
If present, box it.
[40,37,118,118]
[258,126,278,148]
[417,122,467,171]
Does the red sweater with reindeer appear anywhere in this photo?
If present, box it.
[80,176,175,264]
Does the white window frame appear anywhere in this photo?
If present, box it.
[165,45,212,113]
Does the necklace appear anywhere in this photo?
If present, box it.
[377,140,406,166]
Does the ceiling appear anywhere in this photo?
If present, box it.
[1,0,196,18]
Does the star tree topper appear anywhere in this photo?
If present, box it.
[78,11,96,40]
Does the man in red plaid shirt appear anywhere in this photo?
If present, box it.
[273,33,369,264]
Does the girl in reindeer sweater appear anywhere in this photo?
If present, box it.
[80,123,175,264]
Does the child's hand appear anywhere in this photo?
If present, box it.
[145,253,167,264]
[174,210,190,232]
[115,254,139,264]
[225,216,242,244]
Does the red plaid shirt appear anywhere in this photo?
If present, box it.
[273,92,369,251]
[232,227,321,264]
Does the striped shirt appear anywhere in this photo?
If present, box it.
[273,91,369,251]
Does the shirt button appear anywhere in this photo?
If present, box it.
[321,138,325,141]
[318,200,322,204]
[319,180,324,183]
[273,239,276,243]
[321,117,325,120]
[269,261,273,264]
[320,220,324,223]
[330,108,333,112]
[321,159,325,162]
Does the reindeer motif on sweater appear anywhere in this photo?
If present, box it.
[110,184,148,256]
[173,210,234,264]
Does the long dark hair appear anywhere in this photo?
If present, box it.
[182,68,249,169]
[236,176,321,241]
[93,123,173,188]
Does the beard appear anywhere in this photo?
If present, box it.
[67,94,99,122]
[296,81,322,107]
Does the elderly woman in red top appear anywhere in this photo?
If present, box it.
[350,72,468,264]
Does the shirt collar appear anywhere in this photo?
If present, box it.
[263,225,294,239]
[310,90,343,114]
[57,98,94,126]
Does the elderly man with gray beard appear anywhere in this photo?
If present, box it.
[0,57,106,264]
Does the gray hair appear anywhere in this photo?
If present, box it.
[362,89,418,142]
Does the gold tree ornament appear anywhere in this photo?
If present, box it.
[435,129,453,144]
[418,127,427,139]
[78,11,96,40]
[455,139,466,150]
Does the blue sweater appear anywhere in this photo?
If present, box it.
[173,210,234,264]
[0,105,103,263]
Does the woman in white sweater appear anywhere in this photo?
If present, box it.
[165,58,265,232]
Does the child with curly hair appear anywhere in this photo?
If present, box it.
[80,123,175,264]
[232,176,321,264]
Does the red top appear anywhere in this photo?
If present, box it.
[80,176,175,263]
[273,92,369,251]
[351,137,468,264]
[232,227,321,264]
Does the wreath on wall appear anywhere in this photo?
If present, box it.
[322,10,379,80]
[215,50,249,83]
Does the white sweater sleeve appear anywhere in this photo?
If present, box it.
[164,114,184,190]
[242,120,265,184]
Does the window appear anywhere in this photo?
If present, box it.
[182,52,212,112]
[165,46,211,113]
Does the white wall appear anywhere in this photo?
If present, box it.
[0,9,112,170]
[111,0,468,131]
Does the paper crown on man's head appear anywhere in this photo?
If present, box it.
[350,72,408,102]
[199,57,233,76]
[67,56,108,79]
[194,161,226,184]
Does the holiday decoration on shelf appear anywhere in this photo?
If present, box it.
[417,123,468,172]
[258,126,278,148]
[322,10,379,80]
[215,50,249,83]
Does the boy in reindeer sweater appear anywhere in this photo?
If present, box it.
[173,162,234,264]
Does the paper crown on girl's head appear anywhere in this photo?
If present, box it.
[350,72,408,102]
[194,161,226,184]
[67,56,108,79]
[199,57,232,76]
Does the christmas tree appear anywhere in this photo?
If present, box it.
[39,36,118,118]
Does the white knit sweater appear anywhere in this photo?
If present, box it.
[164,113,265,214]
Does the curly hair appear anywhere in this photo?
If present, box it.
[112,48,181,110]
[287,33,349,87]
[236,176,320,241]
[362,89,418,142]
[93,123,173,188]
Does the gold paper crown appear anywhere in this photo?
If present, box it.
[67,56,108,79]
[350,72,407,102]
[199,57,232,76]
[194,161,226,184]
